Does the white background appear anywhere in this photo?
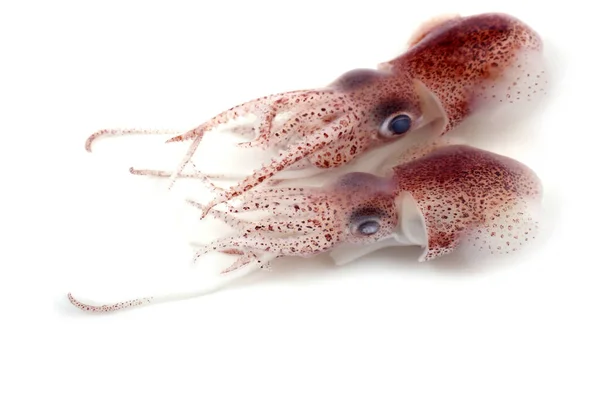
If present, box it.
[1,0,598,399]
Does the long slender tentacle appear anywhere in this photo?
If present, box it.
[239,116,324,151]
[85,129,183,152]
[219,251,279,274]
[196,115,352,218]
[130,161,226,194]
[166,135,202,189]
[163,90,338,189]
[129,168,238,180]
[67,252,277,313]
[225,200,313,217]
[165,90,332,144]
[128,158,315,185]
[223,187,316,216]
[236,100,326,149]
[194,231,331,261]
[206,209,320,237]
[187,198,312,224]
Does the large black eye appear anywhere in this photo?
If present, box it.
[379,113,413,138]
[388,114,412,134]
[350,207,383,237]
[357,220,380,236]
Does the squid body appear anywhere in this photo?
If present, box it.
[69,144,542,312]
[84,12,547,218]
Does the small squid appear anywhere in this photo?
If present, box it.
[68,144,543,313]
[85,12,546,218]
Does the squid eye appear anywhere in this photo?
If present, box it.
[356,220,380,236]
[380,114,412,138]
[350,208,383,237]
[389,114,411,133]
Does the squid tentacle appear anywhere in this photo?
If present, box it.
[129,167,238,181]
[165,89,332,144]
[219,251,279,273]
[161,92,338,190]
[224,200,314,218]
[196,116,353,218]
[187,191,314,218]
[84,90,313,152]
[207,209,322,236]
[67,251,278,313]
[85,129,184,153]
[194,231,332,261]
[84,89,333,165]
[160,91,342,190]
[67,292,153,313]
[65,270,233,314]
[237,91,342,150]
[128,158,316,186]
[130,161,225,195]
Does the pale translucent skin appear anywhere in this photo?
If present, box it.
[84,12,546,219]
[68,145,542,313]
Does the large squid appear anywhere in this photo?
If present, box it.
[68,144,543,313]
[85,12,546,218]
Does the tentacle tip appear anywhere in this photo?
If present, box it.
[165,135,182,144]
[186,198,215,220]
[67,292,93,312]
[199,207,211,220]
[67,292,106,313]
[67,292,155,313]
[84,138,94,153]
[199,197,224,219]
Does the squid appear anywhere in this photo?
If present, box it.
[68,144,543,313]
[84,12,547,218]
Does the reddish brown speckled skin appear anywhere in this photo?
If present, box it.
[391,145,541,260]
[393,13,544,133]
